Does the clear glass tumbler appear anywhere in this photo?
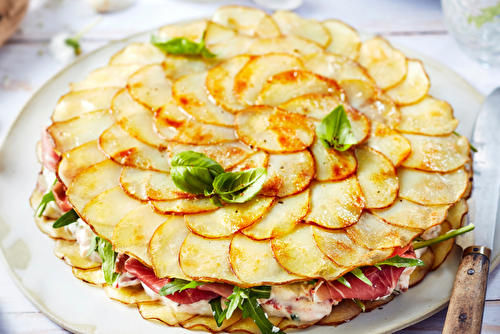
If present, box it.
[442,0,500,66]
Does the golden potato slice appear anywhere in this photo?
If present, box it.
[248,36,323,57]
[370,198,450,230]
[158,20,207,42]
[401,133,470,172]
[255,15,282,38]
[127,64,173,112]
[397,96,459,135]
[33,215,75,241]
[71,64,144,91]
[226,315,283,334]
[206,55,251,113]
[242,189,309,240]
[120,167,150,201]
[204,21,237,45]
[149,216,190,279]
[323,20,361,59]
[112,205,169,266]
[398,167,468,205]
[355,146,398,209]
[67,159,122,214]
[172,71,235,126]
[99,124,170,172]
[179,233,242,284]
[310,137,357,182]
[83,186,144,241]
[207,36,256,60]
[365,121,412,166]
[357,37,407,90]
[212,6,280,37]
[304,178,365,229]
[303,53,374,84]
[54,240,101,269]
[312,227,393,268]
[138,301,195,326]
[386,59,430,106]
[409,247,434,287]
[256,70,344,107]
[72,267,105,286]
[147,170,194,200]
[228,151,268,172]
[235,106,315,153]
[111,89,170,149]
[234,53,304,106]
[340,79,400,128]
[151,198,219,215]
[279,318,318,330]
[163,55,206,80]
[103,285,155,305]
[318,299,361,326]
[230,233,302,284]
[182,311,242,332]
[48,110,114,154]
[185,196,275,238]
[463,160,473,199]
[431,221,454,270]
[272,224,346,279]
[154,102,236,145]
[52,87,120,122]
[272,10,331,47]
[447,198,468,230]
[110,43,166,65]
[345,212,421,249]
[261,151,315,197]
[58,141,107,187]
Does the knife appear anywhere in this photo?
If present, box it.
[442,87,500,333]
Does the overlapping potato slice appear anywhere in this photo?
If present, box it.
[235,106,315,153]
[323,20,361,59]
[401,133,470,172]
[127,64,173,112]
[230,234,301,284]
[371,198,450,230]
[303,53,373,84]
[33,215,75,240]
[99,124,170,172]
[168,141,255,170]
[206,55,251,112]
[256,70,344,107]
[179,233,242,284]
[340,79,400,128]
[138,301,195,326]
[234,53,304,105]
[149,216,190,279]
[54,240,101,269]
[71,64,144,91]
[242,190,309,240]
[310,137,357,182]
[185,196,274,238]
[447,198,468,229]
[346,212,421,249]
[163,55,206,80]
[57,141,107,187]
[318,300,361,326]
[226,315,282,334]
[110,43,166,65]
[104,285,155,305]
[431,221,454,270]
[158,20,207,42]
[312,227,393,268]
[357,37,407,90]
[72,267,105,286]
[248,36,324,57]
[386,60,430,106]
[120,167,149,200]
[48,110,114,153]
[398,167,468,205]
[304,178,365,229]
[272,10,330,47]
[261,151,315,197]
[228,151,268,172]
[67,159,122,213]
[365,121,411,166]
[397,96,458,135]
[182,311,242,332]
[151,198,219,214]
[204,22,237,45]
[111,89,170,148]
[355,146,398,209]
[212,6,280,37]
[207,36,256,60]
[272,224,346,279]
[113,205,169,266]
[52,87,120,122]
[409,247,434,287]
[83,186,144,241]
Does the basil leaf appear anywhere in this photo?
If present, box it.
[171,151,225,195]
[151,35,216,58]
[96,237,120,286]
[209,297,226,327]
[316,105,357,151]
[213,168,267,203]
[350,268,372,286]
[159,278,207,296]
[336,276,351,288]
[353,299,366,312]
[52,209,79,228]
[241,298,285,334]
[374,255,425,269]
[414,224,475,250]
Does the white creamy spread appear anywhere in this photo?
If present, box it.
[114,272,141,288]
[394,266,416,294]
[67,219,102,263]
[421,224,441,240]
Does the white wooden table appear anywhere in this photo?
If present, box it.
[0,0,499,333]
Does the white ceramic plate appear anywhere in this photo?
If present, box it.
[0,29,498,334]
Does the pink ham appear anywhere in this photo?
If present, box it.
[198,282,234,298]
[52,181,73,213]
[41,127,59,171]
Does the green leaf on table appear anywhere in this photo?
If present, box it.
[52,209,79,228]
[65,38,81,55]
[213,168,267,203]
[374,255,425,270]
[151,35,216,58]
[159,278,207,296]
[316,105,357,151]
[96,237,120,286]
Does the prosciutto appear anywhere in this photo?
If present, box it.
[52,181,73,212]
[41,127,59,172]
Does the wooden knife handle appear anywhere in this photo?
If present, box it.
[443,245,491,334]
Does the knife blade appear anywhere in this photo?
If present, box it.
[443,87,500,334]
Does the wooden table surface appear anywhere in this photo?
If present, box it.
[0,0,499,333]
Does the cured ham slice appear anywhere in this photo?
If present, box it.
[52,181,72,212]
[42,127,59,171]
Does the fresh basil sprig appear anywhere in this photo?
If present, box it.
[52,209,79,228]
[413,224,475,250]
[35,179,57,217]
[316,105,357,151]
[96,237,120,286]
[151,35,216,58]
[374,255,425,270]
[159,278,207,296]
[212,168,267,204]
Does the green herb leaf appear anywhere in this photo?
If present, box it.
[316,105,357,151]
[453,131,477,152]
[241,298,285,334]
[52,209,79,228]
[413,224,475,250]
[65,38,81,55]
[96,237,120,286]
[350,268,372,286]
[374,255,425,269]
[336,276,351,288]
[86,231,99,257]
[35,189,56,218]
[159,278,207,296]
[248,285,271,300]
[209,297,226,327]
[213,168,267,203]
[170,151,225,195]
[151,35,216,58]
[353,299,366,312]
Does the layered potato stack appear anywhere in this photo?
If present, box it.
[32,6,472,332]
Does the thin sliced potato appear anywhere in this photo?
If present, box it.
[255,15,282,38]
[110,43,166,65]
[212,6,279,37]
[54,239,101,269]
[151,198,219,215]
[431,221,454,270]
[447,198,468,230]
[120,167,150,201]
[279,318,319,330]
[229,151,268,173]
[365,121,411,166]
[323,20,361,59]
[182,311,242,332]
[71,64,144,91]
[158,20,207,42]
[72,267,105,286]
[248,36,323,57]
[226,315,282,334]
[304,178,365,229]
[363,294,395,312]
[138,301,195,326]
[303,52,374,84]
[409,247,434,287]
[147,170,194,200]
[127,64,173,112]
[34,215,75,241]
[103,284,155,305]
[204,21,237,45]
[163,55,206,80]
[272,10,331,47]
[207,36,256,60]
[318,299,361,326]
[386,59,430,106]
[310,137,357,182]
